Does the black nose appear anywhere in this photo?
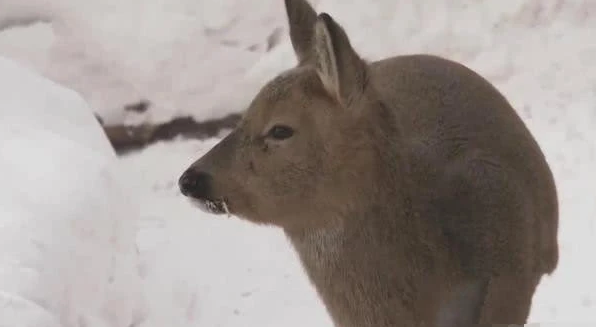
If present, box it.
[178,169,213,199]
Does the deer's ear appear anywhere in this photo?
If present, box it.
[284,0,318,64]
[312,13,367,107]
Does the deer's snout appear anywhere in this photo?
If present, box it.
[178,169,213,200]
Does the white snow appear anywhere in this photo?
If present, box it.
[0,56,143,327]
[0,0,595,326]
[1,0,595,126]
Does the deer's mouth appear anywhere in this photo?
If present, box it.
[188,197,231,216]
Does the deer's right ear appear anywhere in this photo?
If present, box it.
[284,0,317,64]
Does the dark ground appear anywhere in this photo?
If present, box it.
[96,103,241,155]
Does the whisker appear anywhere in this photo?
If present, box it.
[221,200,231,217]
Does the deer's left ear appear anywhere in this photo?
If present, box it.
[284,0,318,64]
[312,13,367,107]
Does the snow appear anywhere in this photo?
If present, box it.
[0,56,143,327]
[0,0,595,326]
[0,0,287,125]
[1,0,595,126]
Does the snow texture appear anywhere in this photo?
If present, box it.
[0,56,143,327]
[0,0,596,326]
[1,0,592,126]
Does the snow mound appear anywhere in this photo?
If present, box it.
[0,56,143,327]
[0,0,595,126]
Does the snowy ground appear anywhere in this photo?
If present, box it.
[1,0,596,326]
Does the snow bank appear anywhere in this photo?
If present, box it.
[0,0,286,125]
[1,0,594,126]
[0,56,143,327]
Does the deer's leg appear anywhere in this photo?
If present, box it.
[478,274,542,325]
[435,278,490,327]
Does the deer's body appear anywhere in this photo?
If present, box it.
[287,54,558,326]
[179,1,558,326]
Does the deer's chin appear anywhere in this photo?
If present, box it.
[188,198,231,216]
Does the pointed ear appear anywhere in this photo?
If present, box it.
[284,0,318,64]
[312,13,367,107]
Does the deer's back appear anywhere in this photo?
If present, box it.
[370,54,558,275]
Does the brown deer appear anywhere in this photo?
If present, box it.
[178,0,559,326]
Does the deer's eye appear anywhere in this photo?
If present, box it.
[267,125,294,140]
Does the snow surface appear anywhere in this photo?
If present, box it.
[1,0,596,326]
[0,0,595,126]
[0,56,143,327]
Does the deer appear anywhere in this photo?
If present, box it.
[178,0,559,326]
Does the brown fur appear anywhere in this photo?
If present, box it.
[178,0,559,326]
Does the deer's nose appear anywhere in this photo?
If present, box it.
[178,169,213,199]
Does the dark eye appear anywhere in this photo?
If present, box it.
[267,125,294,140]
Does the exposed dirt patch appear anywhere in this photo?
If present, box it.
[98,113,241,155]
